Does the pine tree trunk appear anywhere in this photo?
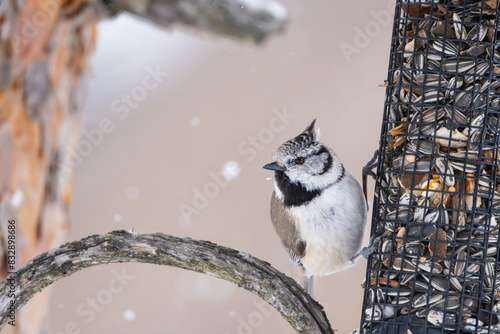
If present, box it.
[0,1,100,332]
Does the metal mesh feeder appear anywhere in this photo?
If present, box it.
[360,1,500,333]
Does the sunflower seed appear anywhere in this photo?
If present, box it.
[415,260,443,274]
[392,257,417,272]
[365,305,382,321]
[432,40,459,55]
[465,22,488,42]
[443,58,475,73]
[412,293,443,308]
[454,250,466,276]
[421,274,449,291]
[397,242,424,257]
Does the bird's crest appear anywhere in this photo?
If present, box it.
[294,119,320,144]
[276,119,321,157]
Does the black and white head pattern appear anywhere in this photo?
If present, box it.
[272,120,344,206]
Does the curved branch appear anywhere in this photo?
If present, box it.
[103,0,287,43]
[0,230,332,333]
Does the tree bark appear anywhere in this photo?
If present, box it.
[0,230,333,334]
[0,2,103,332]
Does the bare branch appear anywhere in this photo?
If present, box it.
[0,230,332,333]
[103,0,287,43]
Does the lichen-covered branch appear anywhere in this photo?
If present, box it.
[0,230,332,333]
[103,0,287,43]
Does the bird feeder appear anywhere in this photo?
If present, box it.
[360,1,500,333]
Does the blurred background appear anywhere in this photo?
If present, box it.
[45,1,393,333]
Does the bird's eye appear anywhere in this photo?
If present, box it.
[295,157,305,165]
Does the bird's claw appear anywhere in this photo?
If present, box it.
[350,235,382,262]
[362,149,380,202]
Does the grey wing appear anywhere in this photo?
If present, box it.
[270,192,306,266]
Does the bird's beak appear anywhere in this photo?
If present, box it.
[263,162,286,172]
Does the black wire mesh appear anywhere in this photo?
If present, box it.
[360,1,500,333]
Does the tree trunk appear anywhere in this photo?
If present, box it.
[0,1,101,333]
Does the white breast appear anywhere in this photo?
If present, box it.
[288,172,367,276]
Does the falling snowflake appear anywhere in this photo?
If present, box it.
[195,275,234,303]
[126,186,139,200]
[10,190,24,208]
[190,117,201,127]
[221,160,241,181]
[122,310,136,321]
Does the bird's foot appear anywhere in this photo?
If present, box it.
[362,149,380,202]
[362,149,380,180]
[302,272,316,299]
[350,235,382,263]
